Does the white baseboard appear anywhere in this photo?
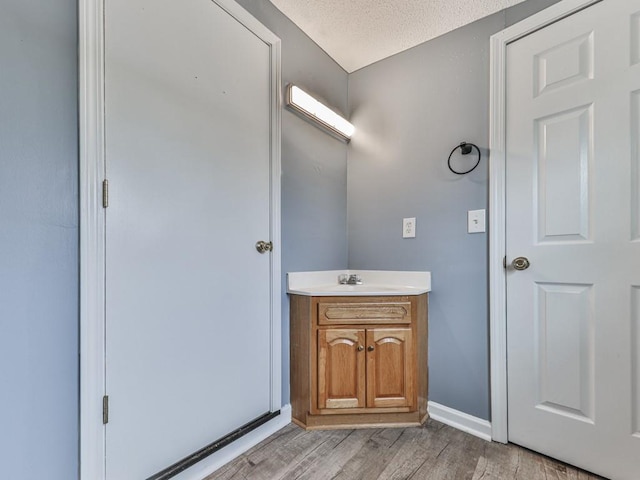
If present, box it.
[174,404,292,480]
[428,401,492,442]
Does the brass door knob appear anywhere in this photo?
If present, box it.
[357,345,364,352]
[512,257,530,270]
[367,345,375,352]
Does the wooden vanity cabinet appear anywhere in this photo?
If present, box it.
[290,294,428,430]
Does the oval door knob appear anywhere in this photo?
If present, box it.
[255,241,273,254]
[512,256,530,270]
[357,345,364,352]
[367,345,375,352]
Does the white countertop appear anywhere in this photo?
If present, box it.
[287,270,431,296]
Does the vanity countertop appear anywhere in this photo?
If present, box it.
[287,270,431,296]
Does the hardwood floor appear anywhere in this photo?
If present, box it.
[205,419,605,480]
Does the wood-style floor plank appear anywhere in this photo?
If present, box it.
[374,420,450,480]
[204,419,606,480]
[330,428,409,480]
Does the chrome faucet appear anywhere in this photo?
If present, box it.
[339,274,363,285]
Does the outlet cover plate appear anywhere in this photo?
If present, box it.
[403,217,416,238]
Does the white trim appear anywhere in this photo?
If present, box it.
[173,406,292,480]
[428,402,492,442]
[488,26,508,445]
[267,14,283,414]
[488,0,601,444]
[79,0,282,478]
[212,0,281,46]
[78,0,106,478]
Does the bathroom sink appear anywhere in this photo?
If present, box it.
[287,270,431,297]
[310,284,416,294]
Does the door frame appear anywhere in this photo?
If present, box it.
[78,1,282,478]
[488,0,601,443]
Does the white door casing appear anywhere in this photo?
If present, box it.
[80,0,281,480]
[493,1,640,479]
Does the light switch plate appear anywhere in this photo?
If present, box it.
[468,209,486,233]
[403,217,416,238]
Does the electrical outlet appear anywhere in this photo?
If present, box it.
[403,217,416,238]
[468,209,486,233]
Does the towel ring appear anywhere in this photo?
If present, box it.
[448,142,481,175]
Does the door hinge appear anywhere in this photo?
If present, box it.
[102,395,109,424]
[503,256,507,269]
[102,179,109,208]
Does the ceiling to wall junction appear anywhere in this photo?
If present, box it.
[269,0,527,72]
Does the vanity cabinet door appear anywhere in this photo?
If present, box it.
[317,329,366,409]
[366,328,415,409]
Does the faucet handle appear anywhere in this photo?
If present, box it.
[338,273,363,285]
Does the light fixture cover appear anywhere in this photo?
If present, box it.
[286,84,355,140]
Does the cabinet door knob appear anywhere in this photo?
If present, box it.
[367,345,375,352]
[357,345,364,352]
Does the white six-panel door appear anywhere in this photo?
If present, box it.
[506,1,640,478]
[104,1,276,478]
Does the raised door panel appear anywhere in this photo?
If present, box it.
[631,89,640,241]
[534,32,594,97]
[534,283,595,422]
[366,328,414,409]
[633,286,640,438]
[317,329,366,410]
[536,105,593,243]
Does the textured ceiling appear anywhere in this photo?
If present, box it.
[269,0,527,72]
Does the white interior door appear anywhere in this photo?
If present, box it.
[104,1,276,478]
[506,1,640,478]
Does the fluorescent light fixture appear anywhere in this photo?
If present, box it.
[285,84,355,141]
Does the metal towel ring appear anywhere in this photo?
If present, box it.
[447,142,481,175]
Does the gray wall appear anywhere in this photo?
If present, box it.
[0,0,78,478]
[347,0,560,420]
